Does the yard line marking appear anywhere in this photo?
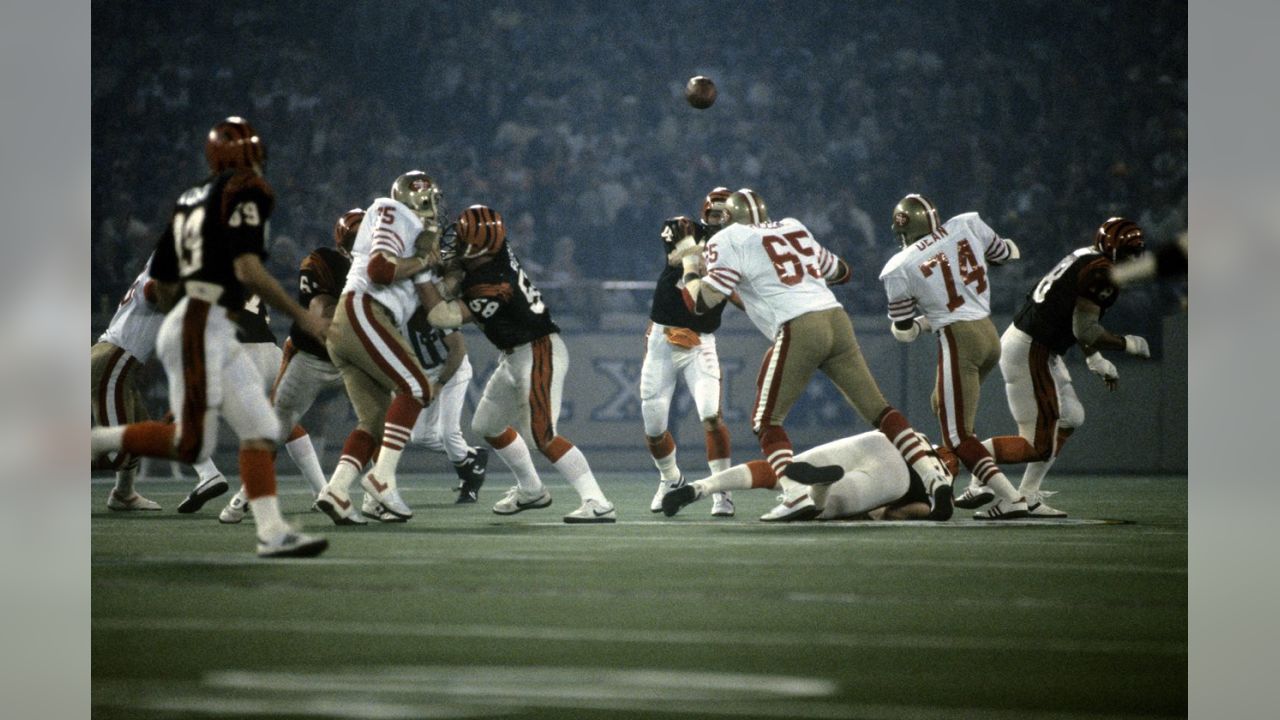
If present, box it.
[93,617,1184,656]
[92,552,1185,576]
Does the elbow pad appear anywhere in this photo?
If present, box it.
[427,300,464,329]
[1002,239,1021,261]
[367,253,396,285]
[1071,307,1105,345]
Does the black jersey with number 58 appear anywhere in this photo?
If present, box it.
[151,168,275,311]
[460,245,559,351]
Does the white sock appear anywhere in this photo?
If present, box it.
[698,464,752,494]
[113,462,137,495]
[192,457,222,481]
[327,457,363,496]
[652,446,681,482]
[285,434,327,496]
[553,445,606,503]
[707,458,732,500]
[92,426,125,455]
[248,495,289,536]
[491,435,542,494]
[1019,457,1057,498]
[983,471,1023,503]
[370,422,412,490]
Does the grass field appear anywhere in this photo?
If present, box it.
[92,473,1186,719]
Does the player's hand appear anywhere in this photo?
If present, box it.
[1123,335,1150,358]
[1086,352,1119,391]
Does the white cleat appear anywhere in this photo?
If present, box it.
[360,473,412,520]
[361,493,406,523]
[492,485,552,515]
[1025,491,1068,518]
[106,489,162,512]
[218,490,251,524]
[760,493,819,522]
[314,487,368,526]
[256,527,328,558]
[649,475,687,513]
[710,491,735,517]
[564,498,617,524]
[954,483,995,509]
[974,497,1030,521]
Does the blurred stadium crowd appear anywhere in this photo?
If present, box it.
[92,0,1185,325]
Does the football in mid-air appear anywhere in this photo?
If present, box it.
[685,76,717,109]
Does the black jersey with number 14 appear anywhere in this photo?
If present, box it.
[151,168,275,311]
[461,246,559,351]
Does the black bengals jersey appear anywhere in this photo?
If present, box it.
[290,246,351,361]
[1013,247,1121,355]
[232,294,276,344]
[461,245,559,351]
[649,217,728,334]
[152,169,275,312]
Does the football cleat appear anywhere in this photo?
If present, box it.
[218,490,250,524]
[1025,491,1068,519]
[710,491,735,518]
[256,528,328,559]
[954,484,995,509]
[780,461,844,486]
[453,448,489,504]
[314,489,368,526]
[361,473,413,519]
[661,484,702,517]
[361,493,407,523]
[106,489,162,512]
[927,481,954,521]
[492,486,552,515]
[760,493,819,522]
[564,498,617,524]
[649,475,688,513]
[176,474,229,514]
[974,497,1030,521]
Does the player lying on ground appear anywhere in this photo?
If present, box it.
[661,431,935,521]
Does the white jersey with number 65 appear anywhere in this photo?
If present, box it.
[878,212,1015,330]
[703,218,843,338]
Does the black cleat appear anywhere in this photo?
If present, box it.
[177,475,229,514]
[661,485,699,517]
[454,448,489,504]
[927,483,954,521]
[781,461,844,486]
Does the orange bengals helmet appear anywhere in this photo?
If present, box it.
[455,205,507,259]
[333,208,364,255]
[1093,217,1146,263]
[205,116,266,173]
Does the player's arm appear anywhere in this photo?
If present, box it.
[367,249,433,285]
[152,280,182,312]
[974,215,1020,265]
[417,278,473,328]
[1071,297,1148,356]
[875,500,931,521]
[435,331,467,387]
[884,275,929,342]
[816,245,852,286]
[233,253,327,342]
[682,240,731,315]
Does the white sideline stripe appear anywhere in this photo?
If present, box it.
[92,547,1184,575]
[93,617,1184,656]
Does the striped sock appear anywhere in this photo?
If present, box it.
[329,429,375,495]
[371,395,423,490]
[758,426,793,477]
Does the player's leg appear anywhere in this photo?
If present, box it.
[752,319,818,478]
[935,323,1026,520]
[804,435,913,520]
[663,460,775,517]
[273,345,335,500]
[92,343,162,511]
[640,325,684,509]
[345,296,432,518]
[686,335,733,516]
[433,363,488,502]
[475,353,548,513]
[220,346,326,557]
[1017,353,1083,517]
[819,309,951,515]
[528,334,615,523]
[979,327,1048,468]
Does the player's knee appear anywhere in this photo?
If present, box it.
[537,435,573,462]
[242,437,275,453]
[1060,401,1085,430]
[700,414,721,432]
